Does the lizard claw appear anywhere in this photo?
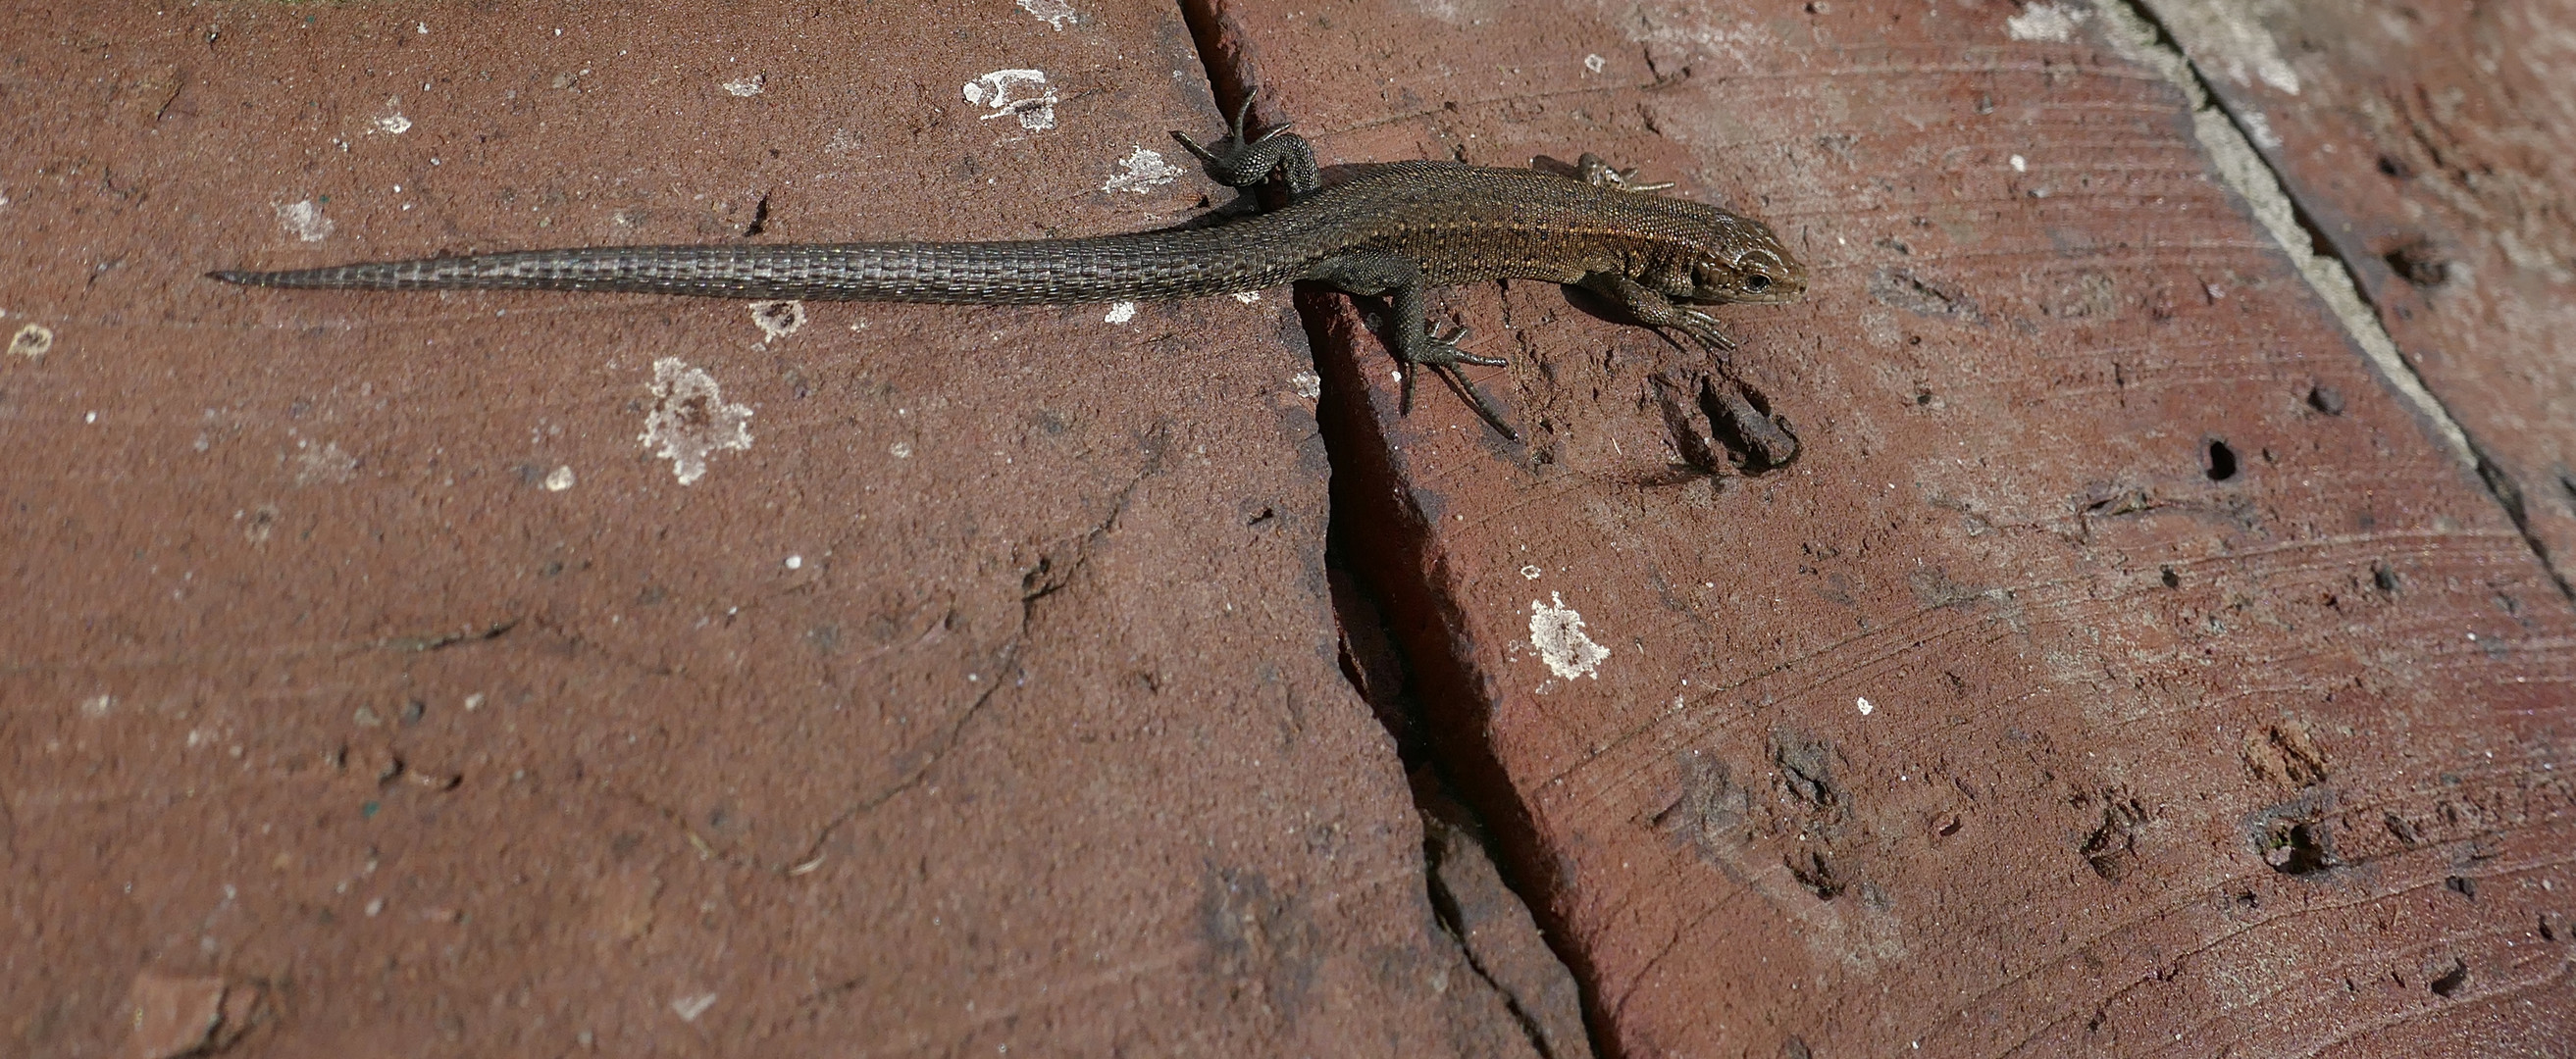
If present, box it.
[1674,307,1738,353]
[1170,87,1320,196]
[1415,322,1509,368]
[1226,92,1260,139]
[1394,321,1519,439]
[1169,92,1262,164]
[1169,128,1218,164]
[1576,152,1676,194]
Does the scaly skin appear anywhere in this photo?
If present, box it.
[213,99,1807,437]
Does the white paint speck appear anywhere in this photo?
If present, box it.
[1018,0,1077,30]
[2009,154,2027,173]
[1104,301,1138,324]
[463,693,486,711]
[641,358,753,485]
[79,694,115,718]
[417,22,428,34]
[9,324,53,361]
[670,993,718,1023]
[1520,565,1543,580]
[2005,3,2086,42]
[542,466,576,491]
[785,554,803,570]
[1528,592,1610,681]
[1857,697,1876,716]
[1583,53,1606,74]
[293,440,359,485]
[364,897,385,917]
[1102,147,1185,194]
[721,73,766,97]
[889,440,913,459]
[963,70,1057,131]
[748,300,805,341]
[2240,109,2282,149]
[371,99,412,134]
[277,199,335,242]
[1230,291,1262,303]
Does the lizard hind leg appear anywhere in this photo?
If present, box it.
[1169,91,1320,196]
[1574,152,1676,194]
[1311,252,1519,439]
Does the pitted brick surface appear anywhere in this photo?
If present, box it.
[1206,0,2576,1052]
[1,4,1543,1056]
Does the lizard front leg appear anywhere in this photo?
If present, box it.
[1311,251,1518,439]
[1579,273,1737,354]
[1589,273,1801,469]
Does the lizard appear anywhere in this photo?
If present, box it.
[210,97,1808,439]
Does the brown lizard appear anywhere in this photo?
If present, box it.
[212,98,1808,439]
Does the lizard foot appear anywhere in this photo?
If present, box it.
[1575,152,1676,194]
[1671,306,1739,353]
[1171,91,1319,196]
[1398,323,1519,439]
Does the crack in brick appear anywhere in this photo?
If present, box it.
[2098,0,2574,604]
[781,444,1164,878]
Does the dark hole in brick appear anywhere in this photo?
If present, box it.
[2263,821,2336,875]
[2429,959,2468,997]
[2160,566,2181,588]
[2383,239,2449,286]
[2376,154,2415,178]
[2205,439,2238,481]
[2306,384,2344,415]
[2446,875,2477,899]
[743,192,771,237]
[1786,850,1843,900]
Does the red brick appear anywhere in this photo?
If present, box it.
[1,4,1540,1055]
[1204,0,2576,1052]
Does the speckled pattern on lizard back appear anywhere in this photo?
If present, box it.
[213,97,1807,437]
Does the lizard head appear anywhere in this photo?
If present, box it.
[1688,220,1807,305]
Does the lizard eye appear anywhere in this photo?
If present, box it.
[1743,275,1771,292]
